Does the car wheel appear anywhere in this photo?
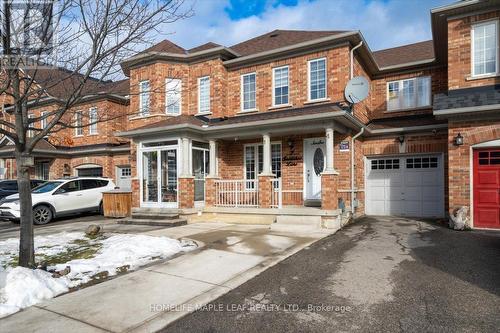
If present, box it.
[33,205,53,225]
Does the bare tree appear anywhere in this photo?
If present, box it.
[0,0,191,268]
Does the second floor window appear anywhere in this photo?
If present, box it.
[273,66,289,106]
[308,58,326,101]
[166,78,181,115]
[198,76,210,114]
[27,114,34,138]
[75,111,83,136]
[472,20,498,77]
[241,73,256,111]
[387,77,431,111]
[89,107,98,134]
[139,80,150,116]
[40,111,48,130]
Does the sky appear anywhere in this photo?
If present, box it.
[156,0,452,52]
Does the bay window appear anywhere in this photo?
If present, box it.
[89,107,98,134]
[75,111,83,136]
[387,77,431,111]
[472,20,498,77]
[198,76,210,114]
[139,80,150,116]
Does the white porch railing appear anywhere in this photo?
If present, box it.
[214,180,259,207]
[271,178,282,209]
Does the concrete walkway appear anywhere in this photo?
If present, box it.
[1,221,337,333]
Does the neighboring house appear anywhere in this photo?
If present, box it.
[0,68,132,189]
[2,0,500,230]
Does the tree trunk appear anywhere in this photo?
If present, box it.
[16,151,35,268]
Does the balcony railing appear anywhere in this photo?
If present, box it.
[271,178,282,209]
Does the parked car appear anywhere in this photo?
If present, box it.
[0,179,46,199]
[0,177,115,224]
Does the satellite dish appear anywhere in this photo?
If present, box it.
[345,76,369,104]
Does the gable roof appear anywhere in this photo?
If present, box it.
[188,42,221,53]
[372,40,435,69]
[141,39,186,54]
[229,29,349,56]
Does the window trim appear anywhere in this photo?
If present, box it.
[27,114,34,138]
[272,65,290,107]
[471,19,499,78]
[165,78,182,116]
[307,57,327,102]
[197,76,211,115]
[89,107,98,135]
[139,80,150,116]
[74,111,83,137]
[240,72,257,112]
[385,76,432,111]
[243,142,282,181]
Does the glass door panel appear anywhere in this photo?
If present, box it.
[161,149,177,203]
[193,149,205,202]
[142,151,158,202]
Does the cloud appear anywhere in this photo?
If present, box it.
[156,0,450,52]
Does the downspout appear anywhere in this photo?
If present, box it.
[351,128,364,216]
[349,40,364,216]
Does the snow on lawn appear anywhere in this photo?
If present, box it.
[0,232,196,318]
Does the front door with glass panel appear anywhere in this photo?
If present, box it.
[141,143,178,207]
[192,146,209,205]
[304,138,326,200]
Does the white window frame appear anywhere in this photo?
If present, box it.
[471,19,499,77]
[240,72,257,112]
[165,78,182,115]
[27,114,34,138]
[139,80,150,116]
[197,76,211,114]
[272,65,290,107]
[307,57,327,102]
[243,142,282,181]
[89,107,98,135]
[75,111,83,136]
[40,111,47,130]
[386,76,431,111]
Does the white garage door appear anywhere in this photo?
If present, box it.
[366,155,444,218]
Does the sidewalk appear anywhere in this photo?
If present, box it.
[1,221,338,333]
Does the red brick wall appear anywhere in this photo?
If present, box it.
[448,10,500,90]
[448,118,500,217]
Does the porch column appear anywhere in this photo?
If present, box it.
[205,139,220,207]
[259,133,274,208]
[325,126,337,174]
[322,126,339,210]
[179,137,194,209]
[261,133,273,176]
[208,139,218,177]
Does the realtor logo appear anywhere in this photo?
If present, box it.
[0,0,57,67]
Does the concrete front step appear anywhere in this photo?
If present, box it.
[117,218,187,227]
[131,213,180,220]
[276,215,322,225]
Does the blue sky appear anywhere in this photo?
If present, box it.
[158,0,452,52]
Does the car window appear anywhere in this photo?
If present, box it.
[59,180,81,193]
[0,181,18,191]
[97,180,109,187]
[33,181,63,193]
[30,180,44,188]
[81,179,100,190]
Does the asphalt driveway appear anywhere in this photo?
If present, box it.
[164,216,500,333]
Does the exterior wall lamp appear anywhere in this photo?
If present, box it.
[453,133,464,146]
[398,135,405,144]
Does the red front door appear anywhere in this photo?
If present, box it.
[473,149,500,229]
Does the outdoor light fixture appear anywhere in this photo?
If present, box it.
[454,133,464,146]
[398,135,405,144]
[287,138,294,148]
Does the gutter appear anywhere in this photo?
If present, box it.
[0,146,131,157]
[351,127,364,215]
[367,123,448,135]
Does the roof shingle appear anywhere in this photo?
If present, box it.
[372,40,435,68]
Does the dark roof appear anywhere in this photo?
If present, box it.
[434,85,500,111]
[142,39,186,54]
[25,67,129,100]
[188,42,221,53]
[372,40,435,68]
[129,102,343,133]
[367,114,446,130]
[0,138,56,152]
[230,29,348,56]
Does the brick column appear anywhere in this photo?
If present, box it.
[205,176,219,207]
[131,178,140,208]
[258,175,273,208]
[178,176,195,209]
[321,172,339,210]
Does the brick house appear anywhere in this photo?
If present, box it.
[2,0,499,230]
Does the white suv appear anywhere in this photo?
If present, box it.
[0,177,116,225]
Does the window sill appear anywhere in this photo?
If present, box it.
[383,105,432,113]
[238,109,259,114]
[304,98,330,105]
[74,135,84,138]
[165,112,181,117]
[196,112,212,116]
[466,73,500,81]
[269,104,293,110]
[128,113,158,120]
[88,133,98,136]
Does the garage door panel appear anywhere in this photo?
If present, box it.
[475,208,499,227]
[477,190,499,205]
[477,170,499,187]
[366,155,443,218]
